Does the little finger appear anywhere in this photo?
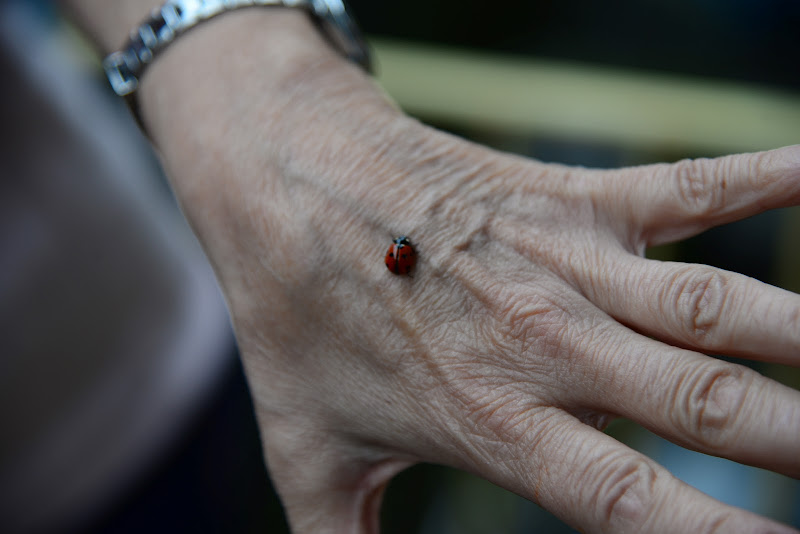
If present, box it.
[473,410,798,534]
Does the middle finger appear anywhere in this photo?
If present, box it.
[577,253,800,365]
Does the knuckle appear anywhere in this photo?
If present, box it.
[439,378,552,463]
[665,267,729,347]
[463,388,531,439]
[589,454,658,529]
[668,361,751,449]
[748,150,776,190]
[672,157,726,218]
[498,287,571,350]
[790,305,800,351]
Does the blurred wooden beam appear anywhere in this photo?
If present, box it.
[372,38,800,154]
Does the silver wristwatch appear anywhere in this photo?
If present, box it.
[103,0,371,98]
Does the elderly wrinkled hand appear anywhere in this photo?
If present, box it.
[75,6,800,533]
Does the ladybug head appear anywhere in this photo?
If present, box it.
[395,236,411,246]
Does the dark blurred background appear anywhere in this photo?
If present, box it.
[1,0,798,533]
[355,0,800,88]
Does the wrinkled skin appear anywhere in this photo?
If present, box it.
[76,7,800,534]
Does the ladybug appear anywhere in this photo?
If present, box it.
[385,236,416,275]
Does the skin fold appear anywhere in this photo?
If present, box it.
[63,4,800,533]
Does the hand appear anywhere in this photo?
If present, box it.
[139,10,800,534]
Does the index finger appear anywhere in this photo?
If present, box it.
[604,145,800,246]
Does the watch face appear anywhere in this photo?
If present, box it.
[311,0,371,71]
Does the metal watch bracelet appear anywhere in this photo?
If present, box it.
[103,0,371,118]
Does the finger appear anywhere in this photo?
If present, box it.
[572,322,800,478]
[580,254,800,364]
[468,410,797,534]
[604,145,800,246]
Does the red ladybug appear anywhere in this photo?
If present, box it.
[385,236,416,275]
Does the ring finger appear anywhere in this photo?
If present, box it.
[569,319,800,478]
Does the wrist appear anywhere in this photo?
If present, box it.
[137,6,401,147]
[138,9,338,141]
[132,6,410,221]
